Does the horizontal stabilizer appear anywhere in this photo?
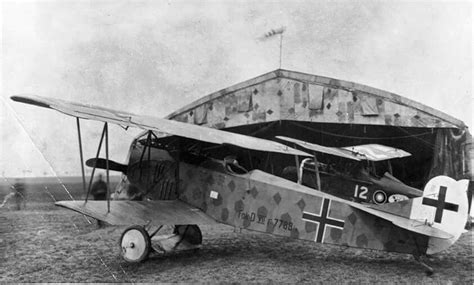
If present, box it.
[368,199,413,219]
[55,200,218,226]
[349,202,453,239]
[369,173,423,197]
[86,158,128,173]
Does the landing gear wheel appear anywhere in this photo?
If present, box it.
[120,225,151,263]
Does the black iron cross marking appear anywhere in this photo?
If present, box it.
[422,186,459,223]
[302,198,345,243]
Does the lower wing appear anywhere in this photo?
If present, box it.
[55,200,218,226]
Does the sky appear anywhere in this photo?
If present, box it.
[1,0,472,177]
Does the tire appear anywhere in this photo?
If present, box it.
[120,225,151,263]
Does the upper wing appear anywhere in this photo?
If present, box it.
[276,136,361,160]
[276,136,411,161]
[55,200,218,226]
[11,94,310,157]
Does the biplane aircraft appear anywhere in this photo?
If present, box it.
[11,94,469,274]
[276,136,423,204]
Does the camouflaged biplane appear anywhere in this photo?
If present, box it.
[11,70,471,274]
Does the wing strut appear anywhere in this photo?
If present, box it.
[85,123,106,201]
[76,118,87,196]
[313,152,321,190]
[105,122,110,213]
[83,122,112,213]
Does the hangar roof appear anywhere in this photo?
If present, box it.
[166,69,466,130]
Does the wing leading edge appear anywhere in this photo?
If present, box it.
[11,94,310,157]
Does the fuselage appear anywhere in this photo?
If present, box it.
[114,137,429,255]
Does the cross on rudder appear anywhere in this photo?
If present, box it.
[422,186,459,223]
[410,176,469,254]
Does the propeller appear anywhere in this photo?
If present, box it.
[86,158,128,173]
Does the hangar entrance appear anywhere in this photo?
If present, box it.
[150,120,468,192]
[216,121,467,190]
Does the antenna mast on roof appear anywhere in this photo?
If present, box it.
[260,26,286,69]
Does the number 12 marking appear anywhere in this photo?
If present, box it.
[354,185,368,200]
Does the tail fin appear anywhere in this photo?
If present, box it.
[410,176,469,254]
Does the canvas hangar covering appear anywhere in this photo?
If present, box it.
[161,69,471,189]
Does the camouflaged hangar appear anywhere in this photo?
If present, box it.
[163,69,471,190]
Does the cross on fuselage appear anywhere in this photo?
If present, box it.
[422,186,459,223]
[302,198,344,243]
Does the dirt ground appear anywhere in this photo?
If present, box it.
[0,199,472,284]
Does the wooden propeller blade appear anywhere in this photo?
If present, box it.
[86,158,128,173]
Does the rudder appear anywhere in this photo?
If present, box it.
[410,176,469,254]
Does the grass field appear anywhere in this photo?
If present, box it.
[0,177,472,283]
